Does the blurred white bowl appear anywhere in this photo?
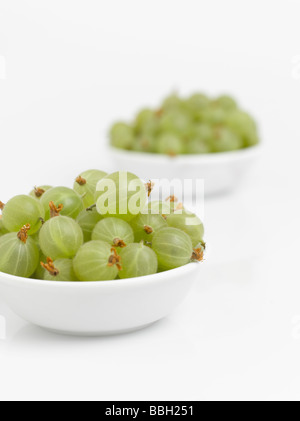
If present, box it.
[109,145,261,196]
[0,263,200,336]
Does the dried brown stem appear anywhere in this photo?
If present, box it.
[49,201,63,218]
[17,224,31,243]
[165,195,178,203]
[41,257,59,277]
[34,187,45,198]
[191,248,204,262]
[155,108,164,118]
[144,225,153,235]
[0,201,5,211]
[113,238,127,248]
[76,176,87,186]
[145,180,155,197]
[108,248,122,271]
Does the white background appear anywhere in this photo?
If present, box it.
[0,0,300,401]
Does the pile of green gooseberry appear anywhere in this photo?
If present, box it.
[0,170,205,282]
[110,92,259,155]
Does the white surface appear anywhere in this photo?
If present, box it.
[0,264,198,335]
[0,0,300,401]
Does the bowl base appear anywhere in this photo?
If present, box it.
[41,321,159,337]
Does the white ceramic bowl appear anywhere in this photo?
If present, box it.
[0,263,199,336]
[109,145,261,196]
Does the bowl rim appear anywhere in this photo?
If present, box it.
[0,262,200,289]
[109,143,262,164]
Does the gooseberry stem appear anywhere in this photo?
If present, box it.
[0,201,5,211]
[86,204,96,212]
[49,201,64,218]
[34,186,46,198]
[144,225,153,235]
[155,108,164,118]
[76,176,87,186]
[108,248,122,271]
[145,180,154,197]
[17,224,31,244]
[166,195,178,203]
[191,248,204,262]
[113,238,127,248]
[41,257,59,276]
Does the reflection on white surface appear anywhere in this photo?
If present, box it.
[291,316,300,340]
[0,315,6,340]
[0,300,28,342]
[0,242,299,401]
[292,55,300,80]
[0,55,6,80]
